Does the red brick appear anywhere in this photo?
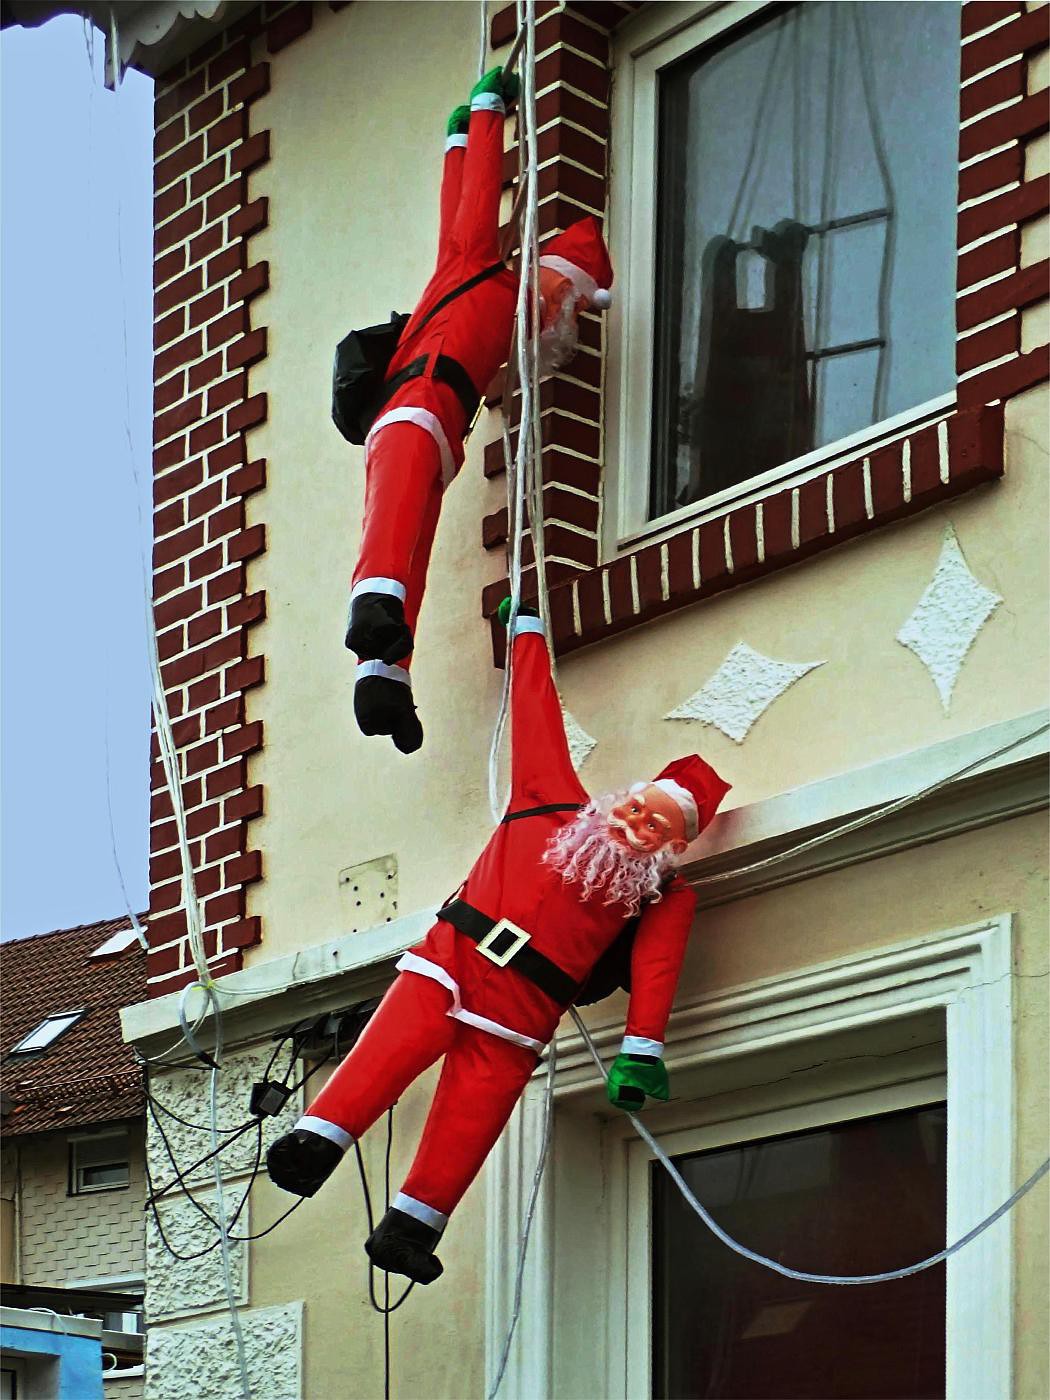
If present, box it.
[151,878,182,914]
[228,590,266,627]
[222,917,262,951]
[960,92,1049,164]
[490,3,517,46]
[207,178,247,225]
[907,423,943,502]
[267,3,313,52]
[207,306,249,351]
[961,2,1023,40]
[227,328,267,370]
[231,131,270,175]
[961,58,1025,122]
[230,459,266,496]
[154,584,203,630]
[195,864,223,899]
[153,436,188,473]
[957,342,1049,406]
[229,197,269,240]
[208,439,246,476]
[536,158,606,213]
[155,135,203,191]
[207,372,247,414]
[206,759,247,802]
[961,7,1049,80]
[190,155,228,200]
[150,789,174,822]
[206,824,243,862]
[535,87,611,142]
[155,115,186,159]
[189,416,225,454]
[159,650,202,687]
[229,263,269,304]
[956,313,1018,374]
[187,480,223,523]
[154,520,203,568]
[206,109,248,157]
[202,695,244,733]
[155,499,186,535]
[204,631,245,671]
[831,460,868,534]
[868,439,906,517]
[226,850,262,887]
[226,655,264,693]
[228,395,268,434]
[155,330,203,381]
[153,457,203,506]
[207,501,246,541]
[727,506,760,574]
[208,565,246,604]
[229,63,270,107]
[188,604,224,644]
[155,202,204,257]
[154,307,185,351]
[154,371,186,413]
[156,617,185,658]
[154,179,188,225]
[697,519,730,587]
[226,784,264,821]
[154,557,185,594]
[208,38,251,88]
[958,259,1047,331]
[228,524,266,563]
[188,288,226,330]
[189,351,225,392]
[957,228,1018,291]
[189,674,222,709]
[207,245,243,287]
[147,944,183,978]
[155,245,188,288]
[185,738,220,777]
[155,393,203,444]
[188,89,224,135]
[204,888,246,924]
[189,224,225,267]
[155,66,206,125]
[948,404,1006,484]
[958,143,1024,205]
[534,47,610,106]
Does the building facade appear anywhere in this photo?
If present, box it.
[120,1,1047,1396]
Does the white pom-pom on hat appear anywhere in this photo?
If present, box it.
[592,288,612,310]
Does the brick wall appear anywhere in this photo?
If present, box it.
[480,0,1049,661]
[16,1127,145,1289]
[147,3,334,996]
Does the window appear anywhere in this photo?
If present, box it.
[69,1130,130,1194]
[612,1,961,541]
[7,1010,85,1056]
[90,924,143,958]
[652,1104,947,1399]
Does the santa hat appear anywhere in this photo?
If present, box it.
[539,216,614,310]
[648,756,731,842]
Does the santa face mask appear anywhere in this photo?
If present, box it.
[542,789,684,915]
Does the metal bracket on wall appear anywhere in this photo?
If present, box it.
[338,853,399,933]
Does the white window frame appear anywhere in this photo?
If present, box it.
[604,0,957,557]
[68,1130,131,1195]
[8,1010,86,1056]
[486,914,1015,1399]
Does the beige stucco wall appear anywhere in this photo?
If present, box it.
[212,2,1048,1396]
[15,1127,146,1289]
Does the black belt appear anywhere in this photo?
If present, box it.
[438,898,580,1007]
[501,803,583,824]
[381,353,480,424]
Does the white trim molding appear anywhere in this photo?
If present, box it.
[487,915,1017,1399]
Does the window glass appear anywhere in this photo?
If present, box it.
[70,1132,131,1194]
[650,2,960,518]
[8,1011,85,1055]
[651,1103,947,1399]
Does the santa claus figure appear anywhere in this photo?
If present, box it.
[347,66,614,754]
[267,608,729,1284]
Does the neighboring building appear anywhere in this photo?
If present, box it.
[16,0,1039,1396]
[1,918,147,1398]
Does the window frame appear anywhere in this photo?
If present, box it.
[68,1129,132,1196]
[7,1010,86,1057]
[605,0,959,555]
[485,913,1016,1400]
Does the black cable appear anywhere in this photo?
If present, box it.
[353,1135,414,1317]
[384,1107,392,1400]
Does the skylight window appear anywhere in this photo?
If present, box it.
[8,1011,86,1055]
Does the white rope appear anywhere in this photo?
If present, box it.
[477,0,489,81]
[571,1009,1049,1286]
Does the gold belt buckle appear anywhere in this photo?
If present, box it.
[476,917,531,967]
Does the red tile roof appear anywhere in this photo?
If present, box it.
[1,915,147,1136]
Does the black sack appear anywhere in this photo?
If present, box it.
[574,917,638,1007]
[332,311,410,445]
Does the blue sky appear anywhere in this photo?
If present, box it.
[1,15,153,938]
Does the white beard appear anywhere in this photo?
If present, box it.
[536,291,580,376]
[541,791,677,917]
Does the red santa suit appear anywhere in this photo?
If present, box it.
[295,617,727,1232]
[347,91,614,749]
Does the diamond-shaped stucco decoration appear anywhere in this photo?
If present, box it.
[896,525,1002,712]
[562,706,597,769]
[664,642,825,743]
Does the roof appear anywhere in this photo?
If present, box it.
[1,914,147,1136]
[0,1,252,81]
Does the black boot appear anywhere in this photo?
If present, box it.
[266,1128,345,1198]
[354,675,424,754]
[365,1206,443,1284]
[346,593,413,665]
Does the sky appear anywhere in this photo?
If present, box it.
[1,15,154,939]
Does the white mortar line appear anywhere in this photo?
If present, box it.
[937,420,950,484]
[862,457,874,520]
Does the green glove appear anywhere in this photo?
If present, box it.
[607,1054,669,1111]
[447,105,470,138]
[497,596,539,627]
[471,66,520,107]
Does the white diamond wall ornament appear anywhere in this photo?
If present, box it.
[561,706,597,770]
[896,525,1002,713]
[664,642,826,744]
